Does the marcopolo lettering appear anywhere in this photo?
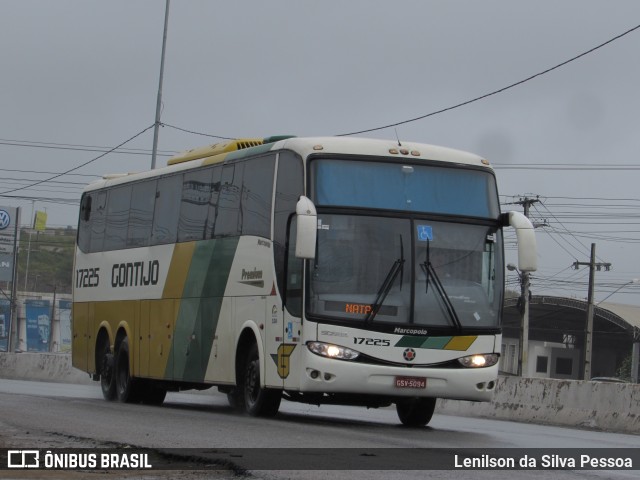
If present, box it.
[111,260,159,288]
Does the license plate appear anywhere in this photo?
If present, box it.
[394,376,427,389]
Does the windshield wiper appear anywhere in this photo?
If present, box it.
[421,242,462,331]
[366,235,404,324]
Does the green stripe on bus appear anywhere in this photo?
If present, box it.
[395,336,453,350]
[394,336,426,348]
[168,237,239,382]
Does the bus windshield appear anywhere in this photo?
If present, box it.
[308,215,503,330]
[308,158,503,331]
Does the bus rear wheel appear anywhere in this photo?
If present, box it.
[396,397,436,427]
[243,343,281,417]
[115,337,141,403]
[99,340,116,401]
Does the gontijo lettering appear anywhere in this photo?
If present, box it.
[111,260,159,287]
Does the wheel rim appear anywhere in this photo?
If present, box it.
[245,360,259,408]
[101,351,114,389]
[116,352,129,397]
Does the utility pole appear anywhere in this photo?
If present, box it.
[512,197,539,377]
[151,0,170,170]
[8,207,20,352]
[573,243,611,380]
[632,327,639,383]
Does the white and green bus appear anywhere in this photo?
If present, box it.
[72,136,536,426]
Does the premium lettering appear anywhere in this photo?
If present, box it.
[241,268,263,280]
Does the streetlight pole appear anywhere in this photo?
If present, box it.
[596,278,639,306]
[597,278,639,384]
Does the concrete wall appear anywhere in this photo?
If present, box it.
[437,375,639,435]
[0,352,92,385]
[1,352,638,435]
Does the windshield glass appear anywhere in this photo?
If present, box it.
[308,215,503,331]
[313,159,499,218]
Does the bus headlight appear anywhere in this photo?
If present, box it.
[458,353,499,368]
[307,342,360,361]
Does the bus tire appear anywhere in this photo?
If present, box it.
[396,397,436,427]
[98,339,116,401]
[115,337,141,403]
[140,382,167,406]
[227,389,244,411]
[243,343,281,417]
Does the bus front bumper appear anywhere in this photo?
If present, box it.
[296,349,498,402]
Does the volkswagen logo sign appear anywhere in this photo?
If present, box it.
[403,348,416,362]
[0,210,10,230]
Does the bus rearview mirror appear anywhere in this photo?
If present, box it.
[505,211,537,272]
[295,196,317,259]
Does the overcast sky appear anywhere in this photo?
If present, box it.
[1,0,639,304]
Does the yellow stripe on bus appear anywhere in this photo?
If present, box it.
[444,336,477,351]
[162,242,196,299]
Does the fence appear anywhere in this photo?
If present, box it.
[0,291,72,354]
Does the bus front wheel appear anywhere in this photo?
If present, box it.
[243,343,281,417]
[396,397,436,427]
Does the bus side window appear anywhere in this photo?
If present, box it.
[78,193,93,253]
[103,185,132,251]
[241,155,276,238]
[151,174,182,245]
[127,180,157,248]
[214,162,244,237]
[80,194,92,222]
[273,151,304,316]
[204,166,222,239]
[89,191,107,253]
[286,217,303,317]
[178,168,214,242]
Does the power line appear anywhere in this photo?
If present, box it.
[161,123,235,140]
[534,202,593,258]
[335,23,640,136]
[494,164,640,171]
[0,124,155,196]
[0,139,176,157]
[0,168,100,179]
[0,194,79,205]
[542,195,640,202]
[157,22,640,141]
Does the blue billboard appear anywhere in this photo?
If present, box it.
[58,299,72,353]
[0,299,10,352]
[25,299,51,352]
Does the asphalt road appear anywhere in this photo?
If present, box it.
[0,379,637,480]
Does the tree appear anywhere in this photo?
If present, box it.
[17,228,75,294]
[616,355,632,382]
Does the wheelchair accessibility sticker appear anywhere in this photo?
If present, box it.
[416,225,433,242]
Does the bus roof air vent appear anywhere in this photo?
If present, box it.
[167,138,264,165]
